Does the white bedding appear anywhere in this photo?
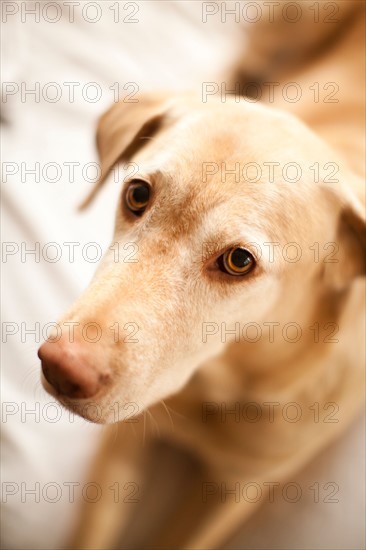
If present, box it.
[1,2,364,549]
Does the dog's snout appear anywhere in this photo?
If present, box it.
[38,339,110,399]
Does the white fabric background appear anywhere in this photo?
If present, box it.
[1,2,364,549]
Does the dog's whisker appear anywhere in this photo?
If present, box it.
[146,408,160,438]
[143,410,147,445]
[164,403,187,422]
[21,364,43,399]
[160,400,175,432]
[108,421,120,447]
[128,418,138,440]
[33,380,45,402]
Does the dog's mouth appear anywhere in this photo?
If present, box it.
[41,378,109,424]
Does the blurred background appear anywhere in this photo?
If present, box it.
[1,1,364,549]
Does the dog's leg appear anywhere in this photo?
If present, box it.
[67,422,148,550]
[67,409,203,550]
[116,456,304,550]
[177,448,336,549]
[113,440,204,550]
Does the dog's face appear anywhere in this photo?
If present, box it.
[39,94,365,423]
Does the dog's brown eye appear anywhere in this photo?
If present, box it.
[125,181,150,215]
[219,248,255,276]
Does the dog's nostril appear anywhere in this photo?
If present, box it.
[39,341,111,400]
[41,361,59,392]
[61,381,85,399]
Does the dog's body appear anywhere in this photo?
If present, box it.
[38,2,365,548]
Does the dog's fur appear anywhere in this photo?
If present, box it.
[40,1,365,548]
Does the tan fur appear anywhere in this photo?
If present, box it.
[40,1,365,548]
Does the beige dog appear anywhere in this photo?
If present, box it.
[38,1,365,548]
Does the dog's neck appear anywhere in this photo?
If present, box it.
[199,279,364,406]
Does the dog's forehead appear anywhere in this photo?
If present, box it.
[167,99,303,157]
[132,99,327,242]
[141,100,320,192]
[167,104,265,166]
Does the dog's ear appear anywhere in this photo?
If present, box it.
[323,188,366,290]
[80,93,174,208]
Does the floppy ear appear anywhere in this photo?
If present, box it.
[80,92,175,208]
[323,189,366,290]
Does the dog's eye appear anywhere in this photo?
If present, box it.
[125,181,150,215]
[218,247,255,276]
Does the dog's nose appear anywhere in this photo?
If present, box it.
[38,339,110,399]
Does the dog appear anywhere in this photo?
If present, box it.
[38,1,365,548]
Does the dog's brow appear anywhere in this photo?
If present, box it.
[138,168,174,186]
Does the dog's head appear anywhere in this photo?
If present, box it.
[39,93,365,422]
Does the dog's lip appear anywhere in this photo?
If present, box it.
[41,371,109,412]
[41,371,86,402]
[41,374,101,422]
